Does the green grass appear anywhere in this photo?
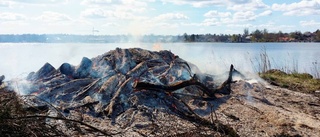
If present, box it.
[260,69,320,95]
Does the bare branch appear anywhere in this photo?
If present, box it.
[5,115,117,137]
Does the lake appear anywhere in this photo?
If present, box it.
[0,42,319,80]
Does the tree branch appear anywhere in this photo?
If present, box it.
[134,64,236,97]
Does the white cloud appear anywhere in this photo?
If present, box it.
[0,0,317,35]
[180,22,203,27]
[36,11,72,22]
[120,0,148,7]
[0,12,26,21]
[220,17,234,24]
[272,0,320,16]
[202,18,220,26]
[200,9,272,28]
[155,22,179,28]
[0,1,13,7]
[283,10,320,16]
[227,0,269,11]
[81,0,112,5]
[204,10,231,18]
[113,11,138,20]
[8,0,67,4]
[81,9,110,19]
[1,0,69,8]
[154,13,189,21]
[113,5,147,13]
[161,0,268,10]
[102,22,119,27]
[258,10,272,17]
[226,23,253,28]
[81,0,149,9]
[161,0,225,7]
[228,0,251,4]
[233,11,256,21]
[81,8,146,20]
[80,0,151,21]
[81,0,153,7]
[232,10,271,21]
[300,20,320,27]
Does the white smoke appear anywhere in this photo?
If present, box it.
[7,78,35,95]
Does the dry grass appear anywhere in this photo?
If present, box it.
[0,88,68,136]
[0,88,112,136]
[260,69,320,95]
[254,47,320,96]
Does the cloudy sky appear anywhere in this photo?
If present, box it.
[0,0,319,35]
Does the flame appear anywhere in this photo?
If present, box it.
[152,43,162,51]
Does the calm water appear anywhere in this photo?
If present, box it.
[0,43,319,79]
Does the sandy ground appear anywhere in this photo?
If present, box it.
[212,80,320,136]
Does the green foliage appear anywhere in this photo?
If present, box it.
[315,29,320,42]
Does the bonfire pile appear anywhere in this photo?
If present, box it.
[1,48,240,136]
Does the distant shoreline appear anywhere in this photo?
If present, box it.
[1,29,320,43]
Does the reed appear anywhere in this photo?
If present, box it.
[255,47,320,95]
[258,46,271,73]
[253,47,319,79]
[311,60,319,79]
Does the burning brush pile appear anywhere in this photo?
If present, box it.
[2,48,319,136]
[1,48,239,136]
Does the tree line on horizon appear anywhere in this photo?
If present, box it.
[183,29,320,43]
[0,29,320,43]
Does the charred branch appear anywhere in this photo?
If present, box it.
[134,64,236,97]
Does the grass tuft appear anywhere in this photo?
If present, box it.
[260,69,320,95]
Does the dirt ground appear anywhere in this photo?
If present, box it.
[211,80,320,136]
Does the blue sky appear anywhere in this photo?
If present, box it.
[0,0,319,35]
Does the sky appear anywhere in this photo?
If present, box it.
[0,0,320,35]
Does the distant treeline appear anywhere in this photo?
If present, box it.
[1,29,320,43]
